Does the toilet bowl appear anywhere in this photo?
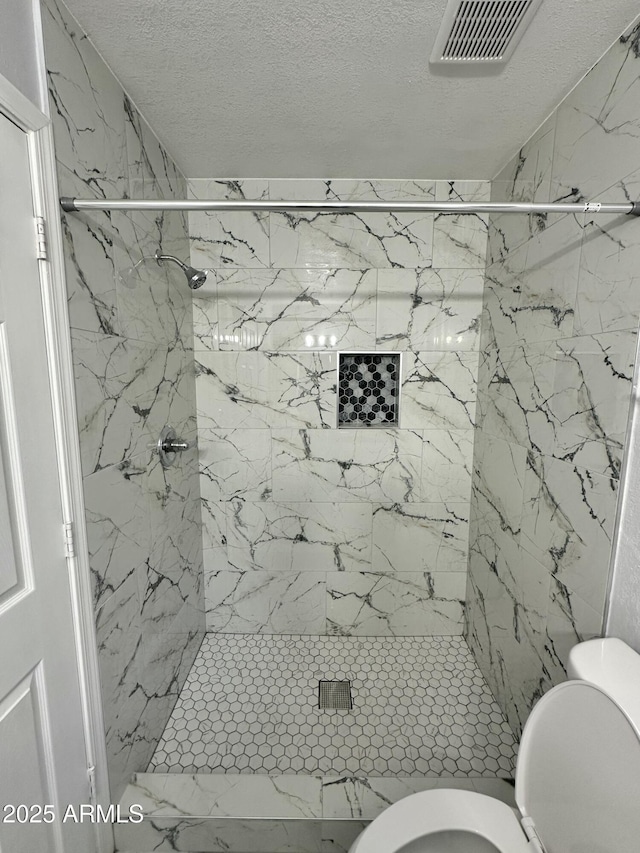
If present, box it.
[350,638,640,853]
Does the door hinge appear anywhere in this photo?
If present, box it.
[34,216,48,261]
[63,521,75,558]
[87,765,97,804]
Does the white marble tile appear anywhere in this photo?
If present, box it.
[42,0,128,199]
[58,201,119,336]
[322,776,516,819]
[203,545,228,574]
[188,179,270,268]
[521,452,617,614]
[145,449,202,595]
[549,330,636,478]
[371,503,469,573]
[401,351,478,430]
[470,527,551,735]
[113,209,192,346]
[205,571,326,633]
[270,179,435,269]
[43,0,203,807]
[84,454,149,609]
[122,773,322,818]
[421,429,474,503]
[143,340,199,443]
[199,429,272,502]
[322,820,368,853]
[551,19,640,205]
[115,816,324,853]
[226,500,372,572]
[201,498,228,554]
[376,268,484,352]
[575,169,640,336]
[477,341,557,454]
[70,320,187,478]
[104,685,158,804]
[211,268,377,351]
[432,181,490,269]
[544,577,604,686]
[488,114,557,265]
[471,432,527,538]
[94,574,143,716]
[272,429,424,503]
[484,213,582,349]
[327,572,466,635]
[196,351,337,429]
[191,270,220,352]
[124,95,186,201]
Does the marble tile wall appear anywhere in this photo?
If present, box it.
[41,0,205,801]
[189,178,489,635]
[466,16,640,736]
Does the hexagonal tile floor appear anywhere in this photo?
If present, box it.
[148,634,517,776]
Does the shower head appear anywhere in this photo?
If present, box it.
[154,250,208,289]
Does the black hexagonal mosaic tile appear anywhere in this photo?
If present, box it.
[338,353,400,428]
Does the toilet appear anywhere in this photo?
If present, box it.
[349,638,640,853]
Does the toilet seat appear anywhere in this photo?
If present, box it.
[352,680,640,853]
[350,789,530,853]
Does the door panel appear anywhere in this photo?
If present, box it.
[0,113,94,851]
[0,669,56,853]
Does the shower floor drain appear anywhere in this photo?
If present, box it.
[318,680,353,710]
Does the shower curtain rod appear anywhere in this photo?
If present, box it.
[59,197,640,215]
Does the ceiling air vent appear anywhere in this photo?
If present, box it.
[430,0,542,65]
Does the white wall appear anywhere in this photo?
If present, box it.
[0,0,46,110]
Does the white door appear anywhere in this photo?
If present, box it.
[0,114,94,852]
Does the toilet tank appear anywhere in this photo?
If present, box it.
[568,638,640,735]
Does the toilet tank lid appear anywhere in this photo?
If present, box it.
[515,680,640,853]
[568,638,640,735]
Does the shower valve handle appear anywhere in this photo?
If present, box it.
[157,425,192,468]
[162,437,190,452]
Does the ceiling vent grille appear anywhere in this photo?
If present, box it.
[430,0,542,65]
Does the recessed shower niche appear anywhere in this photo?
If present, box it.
[338,353,401,428]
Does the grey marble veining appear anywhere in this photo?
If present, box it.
[376,268,484,352]
[549,330,635,478]
[190,177,490,636]
[269,179,436,270]
[200,429,272,502]
[327,572,466,636]
[226,500,372,573]
[432,182,490,270]
[42,0,204,803]
[550,19,640,207]
[196,352,337,430]
[205,570,327,634]
[371,503,469,574]
[43,0,127,200]
[189,179,270,269]
[466,18,640,736]
[209,268,377,352]
[401,351,478,430]
[488,114,557,266]
[575,168,640,336]
[271,429,424,504]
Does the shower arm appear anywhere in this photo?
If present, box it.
[60,197,640,216]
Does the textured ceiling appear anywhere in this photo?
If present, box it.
[61,0,640,179]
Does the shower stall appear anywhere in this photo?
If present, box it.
[42,0,640,849]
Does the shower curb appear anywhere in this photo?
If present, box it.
[114,772,515,852]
